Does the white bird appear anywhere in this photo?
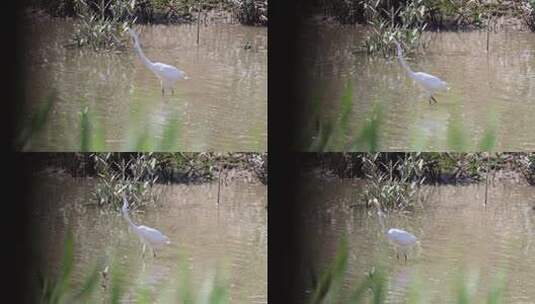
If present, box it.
[373,199,418,262]
[122,195,170,257]
[127,28,187,96]
[393,40,448,104]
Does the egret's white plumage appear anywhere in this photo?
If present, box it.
[373,199,418,262]
[122,195,170,257]
[127,28,187,96]
[393,40,448,104]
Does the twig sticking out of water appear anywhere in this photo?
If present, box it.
[485,154,489,206]
[197,2,201,45]
[217,168,222,205]
[486,16,491,53]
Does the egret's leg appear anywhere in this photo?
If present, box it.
[404,253,407,263]
[396,252,399,261]
[142,244,146,257]
[431,96,438,103]
[153,248,157,257]
[172,88,175,95]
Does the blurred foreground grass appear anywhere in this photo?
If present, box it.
[308,237,505,304]
[16,92,183,152]
[302,83,498,152]
[37,231,228,304]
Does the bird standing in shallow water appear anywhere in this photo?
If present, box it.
[122,195,170,257]
[393,40,448,104]
[373,199,418,262]
[127,28,187,96]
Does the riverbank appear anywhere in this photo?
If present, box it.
[299,153,535,185]
[26,0,267,26]
[24,152,267,184]
[304,0,533,31]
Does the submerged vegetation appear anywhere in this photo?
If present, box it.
[35,231,229,303]
[307,238,505,304]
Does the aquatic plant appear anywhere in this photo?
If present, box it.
[70,0,137,50]
[363,0,429,56]
[517,0,535,31]
[518,153,535,185]
[233,0,268,26]
[35,231,229,303]
[93,153,161,210]
[360,153,425,210]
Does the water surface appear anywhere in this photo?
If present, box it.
[298,24,535,151]
[33,173,267,303]
[23,18,267,151]
[299,178,535,302]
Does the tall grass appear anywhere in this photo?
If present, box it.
[308,238,506,304]
[36,231,229,303]
[363,0,429,56]
[92,153,160,209]
[307,83,383,152]
[360,153,425,210]
[302,90,497,152]
[18,99,184,151]
[15,91,55,151]
[70,0,137,50]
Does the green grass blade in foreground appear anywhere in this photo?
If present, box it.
[159,113,181,151]
[479,112,498,151]
[339,81,353,135]
[310,119,334,152]
[350,103,383,152]
[447,106,469,151]
[109,260,125,304]
[17,91,55,150]
[68,263,100,302]
[310,237,349,304]
[79,107,105,151]
[48,230,74,304]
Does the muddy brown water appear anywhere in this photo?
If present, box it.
[298,24,535,151]
[299,178,535,303]
[32,174,267,303]
[23,18,267,151]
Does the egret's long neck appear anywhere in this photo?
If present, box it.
[395,44,415,77]
[122,207,137,230]
[377,210,387,233]
[130,33,154,72]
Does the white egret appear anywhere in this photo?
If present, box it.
[122,195,170,257]
[127,28,187,96]
[373,199,418,262]
[393,40,448,104]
